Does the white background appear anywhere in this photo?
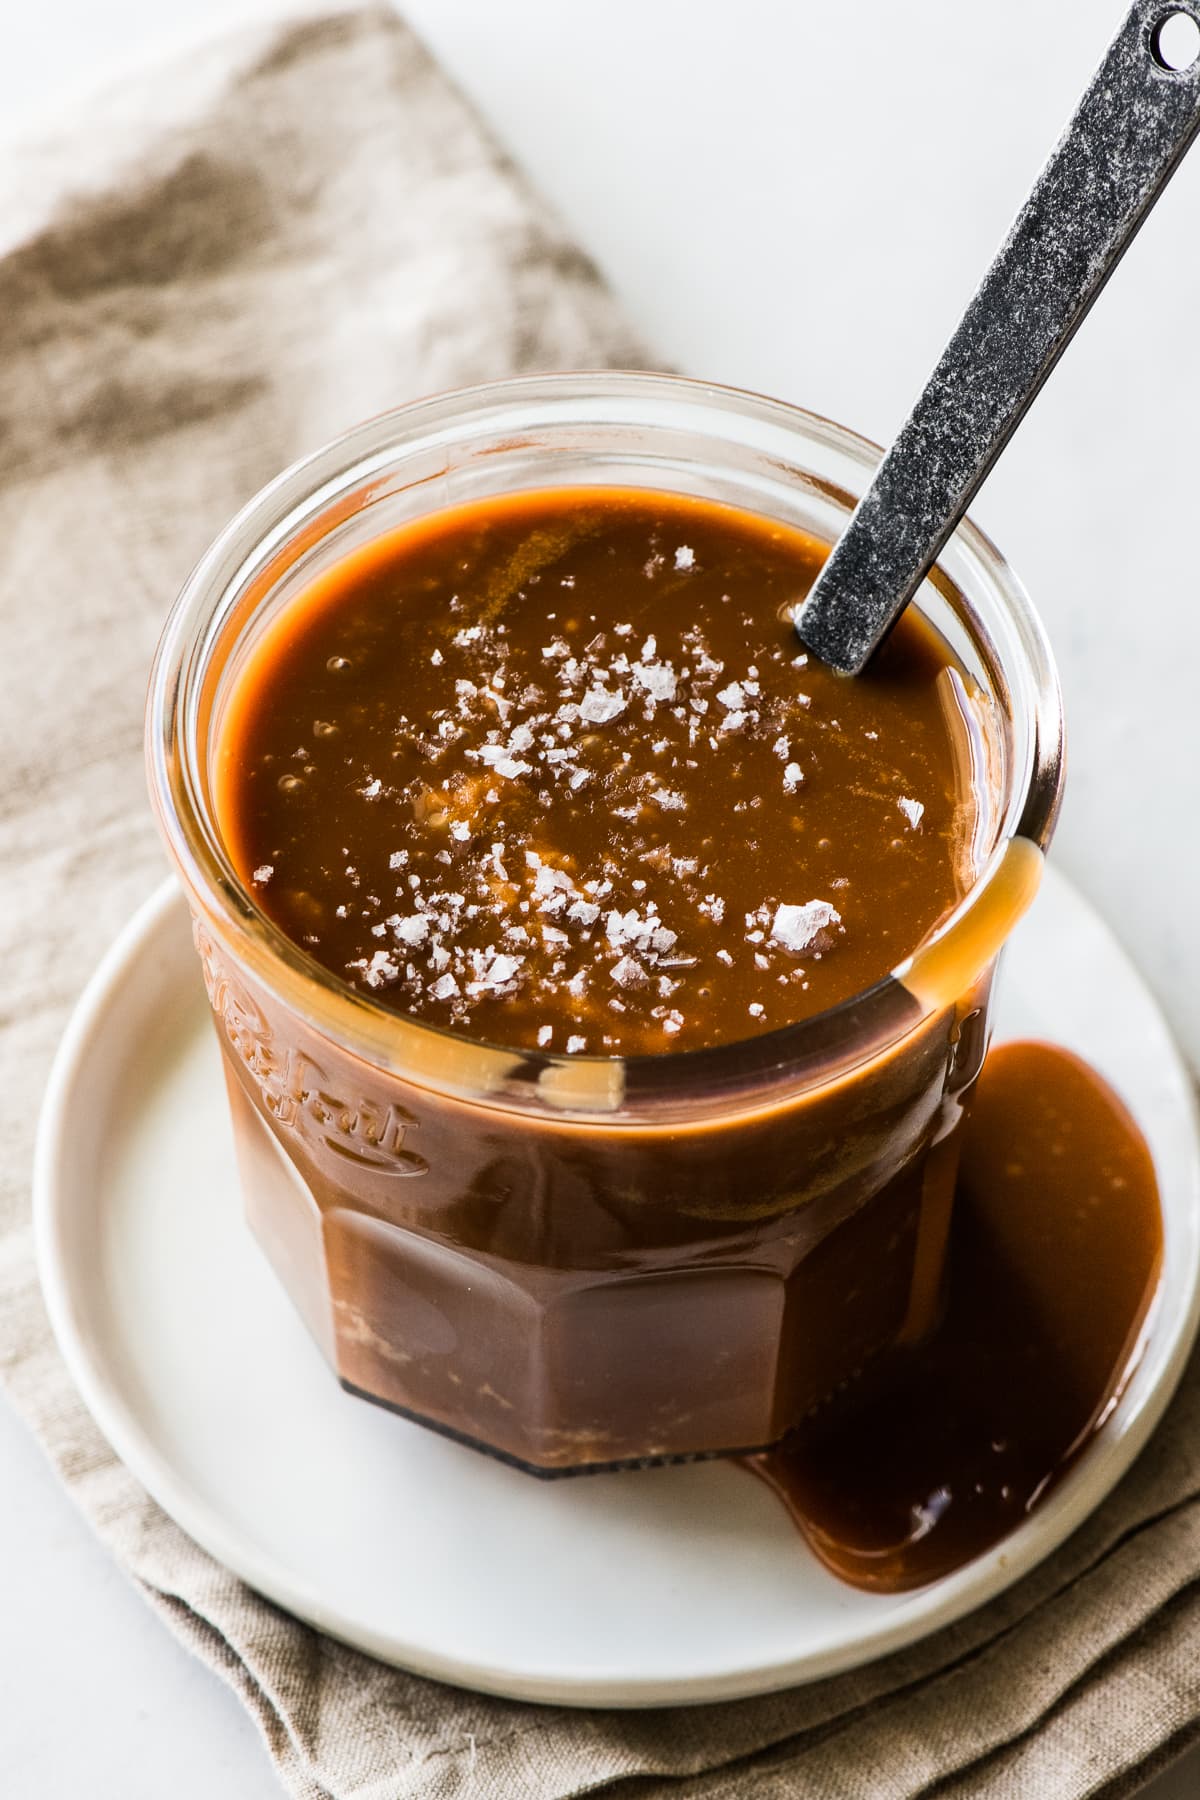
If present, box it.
[2,1,1199,1794]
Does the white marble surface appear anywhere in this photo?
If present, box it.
[2,1,1199,1794]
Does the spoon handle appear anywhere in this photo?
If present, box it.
[798,2,1200,675]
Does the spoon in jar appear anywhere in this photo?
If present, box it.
[797,1,1200,675]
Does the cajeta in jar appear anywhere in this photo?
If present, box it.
[209,487,989,1470]
[146,375,1064,1477]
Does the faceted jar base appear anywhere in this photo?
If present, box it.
[225,1058,951,1477]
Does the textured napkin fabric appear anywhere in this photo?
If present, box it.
[2,8,1200,1797]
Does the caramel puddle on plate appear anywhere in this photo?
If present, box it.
[744,1041,1163,1592]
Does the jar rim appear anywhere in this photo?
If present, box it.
[146,369,1065,1117]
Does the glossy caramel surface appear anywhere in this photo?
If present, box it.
[217,487,974,1054]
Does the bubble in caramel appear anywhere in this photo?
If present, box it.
[215,486,980,1053]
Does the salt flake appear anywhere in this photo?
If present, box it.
[770,900,841,954]
[477,953,524,991]
[632,661,678,702]
[611,955,648,989]
[392,915,431,947]
[358,949,399,988]
[579,687,627,725]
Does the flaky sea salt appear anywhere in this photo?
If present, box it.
[392,915,430,947]
[494,754,533,779]
[579,686,627,725]
[359,949,399,987]
[302,504,907,1051]
[251,864,273,885]
[534,863,576,902]
[605,909,632,947]
[475,952,524,991]
[632,661,678,702]
[770,900,841,954]
[898,796,925,829]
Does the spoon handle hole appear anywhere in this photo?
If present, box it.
[1151,9,1200,73]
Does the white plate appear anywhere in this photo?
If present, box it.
[33,870,1200,1707]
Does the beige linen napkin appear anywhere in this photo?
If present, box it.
[2,9,1199,1797]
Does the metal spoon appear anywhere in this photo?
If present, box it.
[797,1,1200,675]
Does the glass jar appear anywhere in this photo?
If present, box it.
[146,372,1064,1475]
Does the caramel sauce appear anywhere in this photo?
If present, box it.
[745,1041,1163,1591]
[216,486,977,1055]
[203,484,1156,1508]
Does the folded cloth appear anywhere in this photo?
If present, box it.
[2,8,1199,1797]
